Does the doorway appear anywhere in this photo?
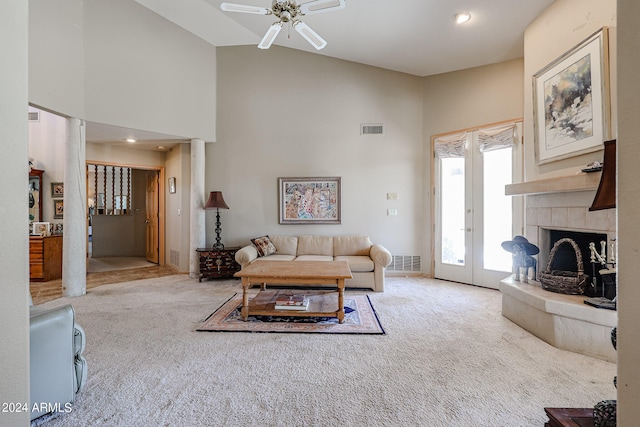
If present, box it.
[433,121,523,289]
[87,163,165,272]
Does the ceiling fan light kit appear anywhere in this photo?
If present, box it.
[220,0,345,50]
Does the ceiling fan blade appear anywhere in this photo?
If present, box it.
[258,22,283,49]
[220,3,270,15]
[293,21,327,50]
[299,0,345,15]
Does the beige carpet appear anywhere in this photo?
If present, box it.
[87,257,157,273]
[34,275,616,426]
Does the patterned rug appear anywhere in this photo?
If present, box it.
[196,293,385,334]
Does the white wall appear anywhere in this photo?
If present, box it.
[617,0,640,422]
[213,46,424,258]
[165,144,192,272]
[29,0,218,142]
[523,0,617,181]
[28,108,66,224]
[29,0,85,118]
[423,59,525,135]
[0,1,30,424]
[86,143,167,168]
[83,0,217,141]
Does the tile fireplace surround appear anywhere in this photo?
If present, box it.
[500,177,617,362]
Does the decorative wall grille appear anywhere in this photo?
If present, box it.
[361,123,384,135]
[388,255,422,272]
[170,249,180,268]
[87,164,132,215]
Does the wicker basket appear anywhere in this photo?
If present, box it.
[539,237,590,295]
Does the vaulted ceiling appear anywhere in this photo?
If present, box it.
[87,0,555,146]
[136,0,555,77]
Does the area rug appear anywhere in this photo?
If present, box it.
[196,293,385,334]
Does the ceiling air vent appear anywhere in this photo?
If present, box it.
[28,111,40,122]
[361,123,383,135]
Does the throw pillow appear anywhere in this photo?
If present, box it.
[250,235,277,257]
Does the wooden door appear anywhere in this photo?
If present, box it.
[145,172,159,263]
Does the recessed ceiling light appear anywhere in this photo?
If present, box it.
[454,12,471,24]
[126,138,136,143]
[157,145,166,150]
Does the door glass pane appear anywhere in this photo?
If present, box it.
[483,147,512,271]
[441,157,466,265]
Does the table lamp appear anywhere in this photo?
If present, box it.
[204,191,229,250]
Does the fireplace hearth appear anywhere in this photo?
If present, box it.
[501,176,617,360]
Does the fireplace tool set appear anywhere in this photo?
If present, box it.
[585,239,616,310]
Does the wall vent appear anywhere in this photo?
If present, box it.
[28,111,40,122]
[361,123,383,135]
[170,249,180,267]
[388,255,421,273]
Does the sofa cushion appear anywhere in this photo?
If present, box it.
[297,235,333,256]
[334,235,373,256]
[270,235,298,256]
[255,254,296,262]
[335,255,375,272]
[250,235,277,257]
[295,255,334,262]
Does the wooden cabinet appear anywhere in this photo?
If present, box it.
[197,247,241,281]
[30,235,63,281]
[544,408,594,427]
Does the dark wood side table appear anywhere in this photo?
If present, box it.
[544,408,594,427]
[196,247,241,281]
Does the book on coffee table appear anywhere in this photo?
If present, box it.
[274,295,309,311]
[275,294,306,306]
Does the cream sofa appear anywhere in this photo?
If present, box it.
[235,235,392,292]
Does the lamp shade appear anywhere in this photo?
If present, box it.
[204,191,229,210]
[589,139,616,211]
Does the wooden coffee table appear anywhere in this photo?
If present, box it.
[233,260,352,323]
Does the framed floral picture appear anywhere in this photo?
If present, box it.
[278,177,341,224]
[54,199,64,219]
[51,182,64,197]
[533,27,610,164]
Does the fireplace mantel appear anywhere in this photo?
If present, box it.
[505,172,601,196]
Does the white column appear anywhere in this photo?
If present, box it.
[190,138,206,278]
[0,0,29,422]
[62,118,87,297]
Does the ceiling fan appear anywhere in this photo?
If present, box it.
[220,0,345,50]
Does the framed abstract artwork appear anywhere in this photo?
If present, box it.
[533,27,610,164]
[278,177,341,224]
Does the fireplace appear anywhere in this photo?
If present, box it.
[499,183,617,362]
[538,228,613,298]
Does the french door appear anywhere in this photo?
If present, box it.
[434,122,523,289]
